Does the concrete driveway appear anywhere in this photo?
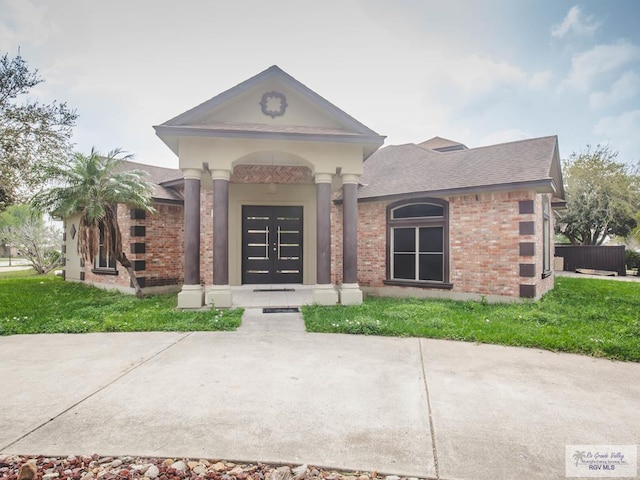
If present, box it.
[1,312,638,479]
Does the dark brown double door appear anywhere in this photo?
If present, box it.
[242,206,303,284]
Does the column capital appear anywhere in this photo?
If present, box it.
[211,169,231,181]
[182,168,202,181]
[315,172,333,184]
[341,173,360,185]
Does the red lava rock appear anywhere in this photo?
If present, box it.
[119,469,130,477]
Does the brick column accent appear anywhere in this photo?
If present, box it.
[207,169,233,308]
[312,173,338,305]
[177,168,204,309]
[339,174,363,305]
[213,172,229,285]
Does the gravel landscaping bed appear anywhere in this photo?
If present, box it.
[0,455,425,480]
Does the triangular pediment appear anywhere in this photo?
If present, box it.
[154,66,385,156]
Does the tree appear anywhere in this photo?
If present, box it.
[31,148,155,298]
[0,204,62,274]
[558,145,640,245]
[0,51,77,210]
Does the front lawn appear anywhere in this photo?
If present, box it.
[0,272,242,335]
[302,277,640,362]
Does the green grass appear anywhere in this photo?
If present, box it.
[302,277,640,362]
[0,272,242,335]
[0,267,38,279]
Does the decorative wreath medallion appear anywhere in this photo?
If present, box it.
[260,91,287,118]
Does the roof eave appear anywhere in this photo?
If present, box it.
[159,177,185,188]
[152,197,184,205]
[153,124,386,147]
[347,179,557,204]
[551,199,567,210]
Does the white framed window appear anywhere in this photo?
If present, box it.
[94,223,117,272]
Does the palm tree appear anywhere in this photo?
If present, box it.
[573,450,586,467]
[31,148,155,298]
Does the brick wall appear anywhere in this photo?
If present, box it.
[533,193,555,297]
[332,189,555,299]
[331,202,343,285]
[449,191,531,297]
[231,165,314,184]
[202,189,213,286]
[83,202,184,290]
[144,203,184,287]
[84,204,135,289]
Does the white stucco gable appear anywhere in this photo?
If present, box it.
[154,66,385,160]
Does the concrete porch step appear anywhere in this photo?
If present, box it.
[237,308,306,333]
[231,284,313,308]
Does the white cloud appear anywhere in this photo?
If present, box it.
[529,70,554,89]
[421,54,529,113]
[589,71,640,109]
[0,0,54,48]
[560,42,640,92]
[444,54,528,96]
[593,110,640,163]
[551,5,601,38]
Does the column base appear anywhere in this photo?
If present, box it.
[339,283,363,305]
[206,285,233,308]
[177,284,204,309]
[312,284,339,305]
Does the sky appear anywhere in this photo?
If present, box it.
[1,0,640,168]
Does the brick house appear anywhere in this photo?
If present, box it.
[62,66,565,307]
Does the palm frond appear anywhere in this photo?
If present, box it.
[29,146,157,258]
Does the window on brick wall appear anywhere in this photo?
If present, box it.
[542,196,551,278]
[93,223,117,274]
[385,199,452,288]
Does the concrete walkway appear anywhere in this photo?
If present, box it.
[1,314,639,479]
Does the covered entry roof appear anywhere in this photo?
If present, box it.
[154,65,386,160]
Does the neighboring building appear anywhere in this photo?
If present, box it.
[62,66,565,307]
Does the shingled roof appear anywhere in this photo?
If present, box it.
[417,136,467,152]
[117,160,183,203]
[357,135,563,201]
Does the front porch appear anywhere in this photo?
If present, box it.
[153,66,385,309]
[230,284,313,309]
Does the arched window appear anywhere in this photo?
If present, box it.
[385,198,451,288]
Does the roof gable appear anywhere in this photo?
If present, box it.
[160,65,381,137]
[417,136,467,152]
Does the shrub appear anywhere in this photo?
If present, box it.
[626,249,640,273]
